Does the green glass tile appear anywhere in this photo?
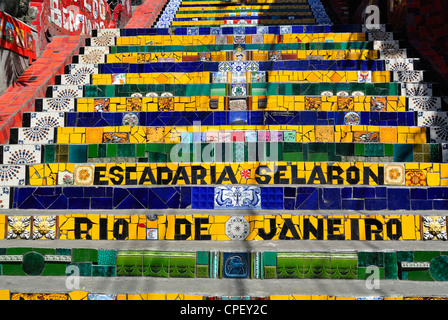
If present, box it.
[32,248,56,255]
[308,153,328,161]
[397,251,413,262]
[169,256,196,278]
[106,144,117,158]
[41,263,67,276]
[98,250,117,265]
[69,145,88,163]
[355,143,364,156]
[384,144,394,156]
[413,251,440,262]
[117,144,136,157]
[72,248,98,263]
[196,265,209,278]
[136,144,146,157]
[142,256,169,277]
[394,144,415,162]
[407,269,434,281]
[2,264,26,276]
[92,265,116,277]
[264,266,277,279]
[22,252,45,276]
[429,256,448,281]
[147,143,166,153]
[88,144,98,158]
[277,256,304,279]
[196,251,209,265]
[335,143,354,156]
[98,144,107,157]
[283,152,303,161]
[67,263,92,276]
[330,256,358,279]
[364,144,384,157]
[116,252,143,276]
[0,248,6,255]
[263,252,277,267]
[384,252,398,279]
[7,248,32,255]
[358,252,384,267]
[44,145,56,163]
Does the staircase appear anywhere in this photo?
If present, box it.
[1,0,448,301]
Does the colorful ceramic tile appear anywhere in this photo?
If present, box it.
[225,216,250,240]
[384,164,405,185]
[95,98,111,112]
[422,217,447,241]
[370,97,387,111]
[405,169,427,186]
[409,97,442,111]
[103,132,130,143]
[3,145,41,165]
[30,112,64,128]
[52,85,83,99]
[337,97,354,111]
[18,127,55,144]
[74,165,95,186]
[42,98,75,112]
[215,186,261,210]
[358,71,372,83]
[122,113,139,127]
[158,97,174,111]
[305,97,322,110]
[315,126,335,142]
[222,252,249,278]
[385,59,414,71]
[353,131,380,143]
[231,84,247,96]
[146,127,165,142]
[417,112,448,127]
[344,112,361,125]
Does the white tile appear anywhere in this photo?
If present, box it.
[41,98,76,112]
[17,127,55,145]
[3,145,41,165]
[29,112,65,128]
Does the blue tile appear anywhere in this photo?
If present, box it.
[375,187,387,198]
[319,188,341,210]
[387,188,410,210]
[180,187,192,209]
[68,198,90,210]
[434,200,448,210]
[411,188,428,200]
[411,200,433,210]
[284,187,296,198]
[341,187,352,199]
[295,188,319,210]
[284,198,295,210]
[365,199,387,211]
[91,198,113,210]
[342,199,364,210]
[353,187,376,198]
[428,187,448,200]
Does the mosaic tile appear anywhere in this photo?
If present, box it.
[214,186,261,209]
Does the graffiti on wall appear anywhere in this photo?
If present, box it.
[47,0,112,35]
[0,11,36,60]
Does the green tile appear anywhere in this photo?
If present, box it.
[196,251,209,265]
[2,264,26,276]
[72,249,98,263]
[44,145,56,163]
[264,266,277,279]
[354,143,364,156]
[106,144,117,157]
[414,251,440,262]
[263,252,277,267]
[67,263,92,276]
[88,144,98,158]
[116,252,143,276]
[69,145,88,163]
[136,144,146,157]
[358,252,384,267]
[92,265,116,277]
[196,265,209,278]
[397,251,413,262]
[117,144,136,157]
[32,248,56,255]
[384,252,398,279]
[407,270,434,281]
[384,144,394,156]
[41,263,67,276]
[98,250,117,265]
[7,248,32,255]
[98,144,107,157]
[428,256,448,281]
